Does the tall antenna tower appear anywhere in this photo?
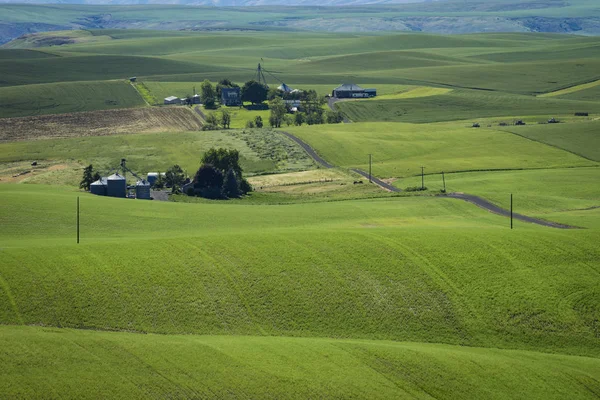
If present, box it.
[256,63,268,87]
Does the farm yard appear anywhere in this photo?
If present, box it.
[1,17,600,399]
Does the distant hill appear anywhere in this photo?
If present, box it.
[0,0,599,44]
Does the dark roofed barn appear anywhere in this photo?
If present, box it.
[332,83,376,99]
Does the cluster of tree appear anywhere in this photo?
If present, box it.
[203,109,231,131]
[152,165,188,193]
[190,148,252,199]
[198,79,240,109]
[241,80,269,106]
[264,90,344,128]
[80,164,101,191]
[245,115,264,128]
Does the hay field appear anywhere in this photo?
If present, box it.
[0,107,202,141]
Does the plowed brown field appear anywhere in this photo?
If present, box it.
[0,107,203,142]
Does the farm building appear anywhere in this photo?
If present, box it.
[164,96,181,105]
[90,177,107,196]
[192,94,201,104]
[332,83,377,99]
[278,83,293,93]
[107,173,127,198]
[221,87,241,106]
[147,172,165,186]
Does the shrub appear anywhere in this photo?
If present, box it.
[405,186,428,192]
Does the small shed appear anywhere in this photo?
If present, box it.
[192,94,201,104]
[147,172,165,186]
[164,96,181,105]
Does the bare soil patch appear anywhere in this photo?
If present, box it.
[0,107,203,142]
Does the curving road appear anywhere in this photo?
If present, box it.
[444,193,577,229]
[280,131,334,169]
[280,130,578,229]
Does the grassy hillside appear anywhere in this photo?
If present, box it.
[497,119,600,161]
[2,326,600,400]
[336,89,600,123]
[0,80,145,118]
[0,129,314,184]
[1,25,600,399]
[398,167,600,228]
[287,121,596,178]
[1,184,600,360]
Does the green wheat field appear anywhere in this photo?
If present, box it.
[1,13,599,398]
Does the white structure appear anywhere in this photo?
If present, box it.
[164,96,181,105]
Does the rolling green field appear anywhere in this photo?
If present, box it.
[0,129,314,184]
[2,326,600,400]
[0,80,145,118]
[336,89,600,123]
[1,24,600,399]
[398,167,600,228]
[287,121,597,178]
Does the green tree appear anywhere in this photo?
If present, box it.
[193,164,224,199]
[294,112,305,126]
[153,173,166,189]
[201,148,243,178]
[268,87,283,101]
[165,165,186,188]
[241,80,268,105]
[200,79,216,108]
[254,115,264,128]
[239,178,253,194]
[245,120,255,128]
[223,168,240,198]
[80,164,97,191]
[269,97,287,128]
[220,109,231,129]
[326,109,344,124]
[202,112,219,131]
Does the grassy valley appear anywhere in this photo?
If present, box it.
[0,22,599,399]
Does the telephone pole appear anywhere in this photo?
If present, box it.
[421,166,425,190]
[369,154,372,183]
[442,171,446,193]
[510,194,513,230]
[77,196,80,244]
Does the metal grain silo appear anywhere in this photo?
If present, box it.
[90,177,107,196]
[107,173,126,198]
[136,180,151,200]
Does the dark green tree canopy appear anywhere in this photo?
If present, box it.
[241,80,268,105]
[193,164,224,190]
[165,165,186,188]
[80,164,99,191]
[201,148,243,178]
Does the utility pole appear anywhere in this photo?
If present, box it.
[421,166,425,190]
[369,154,372,183]
[510,194,513,229]
[77,196,80,244]
[442,171,446,193]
